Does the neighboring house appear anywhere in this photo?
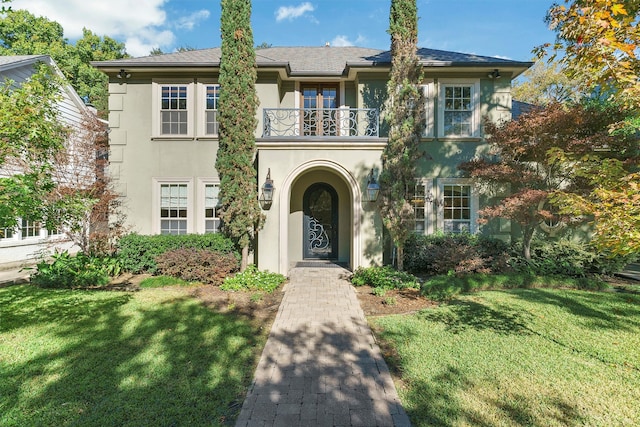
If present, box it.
[92,46,531,274]
[0,55,95,268]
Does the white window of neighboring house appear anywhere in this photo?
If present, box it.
[408,179,434,234]
[159,183,189,235]
[21,219,42,239]
[205,85,220,136]
[204,183,221,233]
[152,81,194,138]
[437,178,479,233]
[438,79,481,138]
[1,226,15,239]
[422,82,435,137]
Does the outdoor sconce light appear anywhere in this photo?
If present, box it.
[488,69,501,79]
[259,168,274,210]
[366,169,380,202]
[117,68,131,82]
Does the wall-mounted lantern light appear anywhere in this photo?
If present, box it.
[117,68,131,83]
[488,69,501,79]
[259,168,274,210]
[366,169,380,202]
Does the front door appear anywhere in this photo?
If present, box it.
[303,183,338,259]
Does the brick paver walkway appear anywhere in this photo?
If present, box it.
[235,265,412,427]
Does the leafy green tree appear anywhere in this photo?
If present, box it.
[512,60,584,105]
[0,64,67,231]
[378,0,425,271]
[216,0,263,271]
[535,0,640,256]
[0,9,127,115]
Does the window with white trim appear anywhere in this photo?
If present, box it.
[160,183,188,234]
[438,80,480,138]
[161,85,188,135]
[408,179,433,234]
[205,85,220,136]
[437,179,479,233]
[1,226,14,239]
[204,183,221,233]
[21,219,41,238]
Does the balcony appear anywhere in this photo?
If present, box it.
[263,108,379,138]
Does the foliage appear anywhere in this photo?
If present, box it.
[421,272,607,300]
[378,0,426,271]
[510,238,637,277]
[155,248,239,286]
[0,9,128,114]
[30,251,121,288]
[536,0,639,106]
[220,265,286,293]
[139,275,192,288]
[459,101,634,259]
[511,60,585,105]
[404,233,510,275]
[0,64,68,230]
[117,233,237,274]
[216,0,263,271]
[351,266,419,290]
[372,289,640,425]
[0,284,264,425]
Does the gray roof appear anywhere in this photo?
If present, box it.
[92,46,532,75]
[0,55,50,70]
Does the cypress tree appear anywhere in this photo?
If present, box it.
[379,0,425,271]
[216,0,263,271]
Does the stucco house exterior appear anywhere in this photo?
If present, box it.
[0,55,94,268]
[92,46,532,274]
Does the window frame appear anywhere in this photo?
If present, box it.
[197,82,221,138]
[436,178,479,233]
[437,79,481,139]
[409,178,434,235]
[196,178,221,234]
[153,178,194,235]
[151,80,195,139]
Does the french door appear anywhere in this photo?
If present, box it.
[301,84,339,136]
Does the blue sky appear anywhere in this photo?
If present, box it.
[11,0,556,60]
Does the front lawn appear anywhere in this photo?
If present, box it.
[371,288,640,426]
[0,284,265,426]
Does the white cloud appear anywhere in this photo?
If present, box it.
[330,34,367,47]
[10,0,207,57]
[175,10,210,31]
[275,2,315,22]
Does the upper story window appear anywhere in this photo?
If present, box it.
[438,79,481,138]
[161,86,188,135]
[205,85,220,136]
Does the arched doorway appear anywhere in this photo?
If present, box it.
[303,183,338,259]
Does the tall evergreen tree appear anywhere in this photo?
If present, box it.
[216,0,262,271]
[378,0,425,271]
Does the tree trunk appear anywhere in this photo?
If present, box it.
[396,244,404,271]
[522,226,535,261]
[240,244,249,272]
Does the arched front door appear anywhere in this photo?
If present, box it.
[303,183,338,259]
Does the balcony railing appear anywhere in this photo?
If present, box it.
[263,108,379,138]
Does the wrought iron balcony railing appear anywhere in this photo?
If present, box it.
[262,108,379,138]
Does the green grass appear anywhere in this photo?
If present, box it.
[0,284,266,426]
[138,275,195,288]
[371,288,640,426]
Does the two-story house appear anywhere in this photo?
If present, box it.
[0,55,98,268]
[92,46,531,274]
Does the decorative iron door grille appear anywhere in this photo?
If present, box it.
[303,183,338,259]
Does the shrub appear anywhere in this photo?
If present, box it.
[220,265,286,293]
[155,248,239,285]
[421,272,609,301]
[509,239,638,277]
[351,266,419,289]
[404,233,510,275]
[117,233,237,274]
[30,251,118,288]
